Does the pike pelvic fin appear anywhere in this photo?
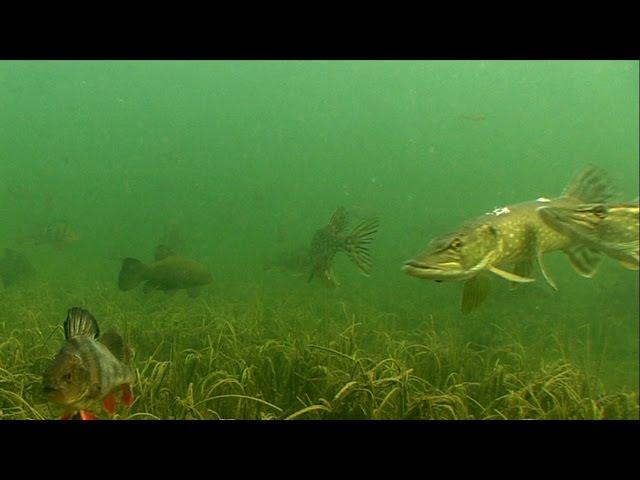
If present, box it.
[536,252,558,291]
[563,244,602,278]
[488,266,536,283]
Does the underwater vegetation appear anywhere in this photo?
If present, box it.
[0,279,637,420]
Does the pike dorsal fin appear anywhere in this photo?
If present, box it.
[563,245,602,278]
[562,165,616,203]
[488,266,536,283]
[461,274,492,314]
[64,307,99,340]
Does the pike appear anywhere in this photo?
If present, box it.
[403,166,616,313]
[537,200,639,270]
[42,307,134,420]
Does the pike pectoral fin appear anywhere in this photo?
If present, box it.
[509,261,533,290]
[461,275,491,314]
[103,392,116,415]
[536,253,558,291]
[488,266,535,283]
[563,245,602,278]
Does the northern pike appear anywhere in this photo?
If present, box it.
[403,166,616,313]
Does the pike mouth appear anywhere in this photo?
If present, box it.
[403,259,467,282]
[403,260,439,271]
[402,260,446,281]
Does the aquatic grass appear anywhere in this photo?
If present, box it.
[0,281,637,420]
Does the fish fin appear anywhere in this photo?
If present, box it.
[103,392,116,415]
[187,287,200,298]
[488,266,536,283]
[328,206,349,234]
[461,275,491,314]
[100,329,126,361]
[122,384,134,407]
[562,165,616,203]
[536,253,558,290]
[124,345,134,362]
[563,245,602,278]
[142,281,157,294]
[60,411,73,420]
[154,244,174,261]
[318,268,339,288]
[79,410,98,420]
[614,240,639,269]
[118,258,148,291]
[510,261,533,290]
[64,307,99,340]
[620,260,640,270]
[343,217,379,276]
[307,270,315,283]
[537,204,605,242]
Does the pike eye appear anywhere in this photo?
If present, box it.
[450,239,463,250]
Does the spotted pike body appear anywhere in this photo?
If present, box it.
[403,166,616,312]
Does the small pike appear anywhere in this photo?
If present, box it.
[403,166,616,313]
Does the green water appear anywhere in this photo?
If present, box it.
[0,60,638,419]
